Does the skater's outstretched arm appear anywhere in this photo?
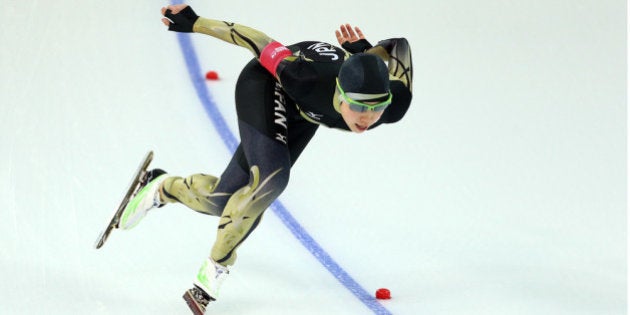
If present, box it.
[161,4,293,77]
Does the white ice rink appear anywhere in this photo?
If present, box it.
[0,0,626,314]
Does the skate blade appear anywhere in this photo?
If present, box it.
[94,151,154,249]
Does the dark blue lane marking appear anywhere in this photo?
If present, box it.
[169,4,391,313]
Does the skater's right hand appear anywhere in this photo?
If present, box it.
[335,24,365,45]
[335,24,373,53]
[161,4,199,33]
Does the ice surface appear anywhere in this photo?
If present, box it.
[0,0,626,314]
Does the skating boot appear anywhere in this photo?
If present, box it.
[183,258,230,314]
[118,169,168,230]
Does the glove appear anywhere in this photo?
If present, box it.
[164,6,199,33]
[341,39,373,53]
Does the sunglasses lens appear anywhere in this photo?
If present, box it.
[348,103,369,112]
[373,105,388,112]
[347,100,390,113]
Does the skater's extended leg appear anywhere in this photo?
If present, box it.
[118,150,250,228]
[158,145,250,216]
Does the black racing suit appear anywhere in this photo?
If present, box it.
[160,14,413,266]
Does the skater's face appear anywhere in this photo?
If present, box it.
[339,100,384,133]
[336,78,390,133]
